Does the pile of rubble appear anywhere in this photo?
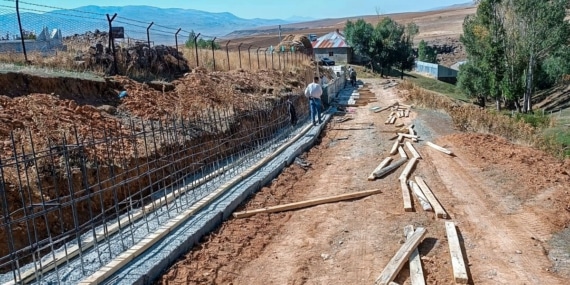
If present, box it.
[75,42,189,76]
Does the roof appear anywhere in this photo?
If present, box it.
[312,30,350,49]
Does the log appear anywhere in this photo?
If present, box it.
[368,157,393,181]
[405,141,422,159]
[445,222,469,284]
[374,227,428,285]
[373,158,407,179]
[404,225,426,285]
[400,178,413,212]
[233,189,382,218]
[415,177,447,219]
[426,141,453,155]
[389,140,400,155]
[398,146,408,159]
[399,157,418,181]
[409,180,432,211]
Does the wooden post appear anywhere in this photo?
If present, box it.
[405,141,422,159]
[400,178,413,212]
[404,225,426,285]
[374,227,428,285]
[390,140,400,155]
[415,176,447,219]
[373,158,407,179]
[399,157,418,181]
[369,157,393,181]
[445,222,469,284]
[398,146,408,159]
[409,180,432,211]
[426,141,453,155]
[233,189,382,218]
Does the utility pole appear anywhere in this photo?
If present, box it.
[278,25,282,42]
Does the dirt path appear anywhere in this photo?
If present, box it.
[157,78,570,285]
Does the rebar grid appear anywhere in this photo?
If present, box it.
[0,93,312,284]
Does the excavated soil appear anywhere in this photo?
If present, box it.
[0,67,312,270]
[157,78,570,284]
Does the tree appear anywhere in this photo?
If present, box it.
[345,17,417,77]
[185,30,220,50]
[418,40,438,63]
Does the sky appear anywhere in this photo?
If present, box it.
[27,0,472,19]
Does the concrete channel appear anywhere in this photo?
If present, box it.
[0,83,353,285]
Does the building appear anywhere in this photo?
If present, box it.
[415,60,458,84]
[312,29,353,64]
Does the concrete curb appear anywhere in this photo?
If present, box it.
[102,112,333,285]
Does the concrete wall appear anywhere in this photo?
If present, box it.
[315,47,351,63]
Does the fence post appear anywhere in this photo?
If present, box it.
[106,13,118,75]
[248,45,252,70]
[146,22,154,48]
[265,49,268,69]
[175,28,181,68]
[225,40,231,70]
[256,47,261,70]
[194,33,201,67]
[238,43,243,69]
[278,52,281,69]
[271,50,274,69]
[211,37,217,71]
[15,0,28,63]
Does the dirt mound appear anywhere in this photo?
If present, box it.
[277,34,313,53]
[118,69,306,120]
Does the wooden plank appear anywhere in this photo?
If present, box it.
[405,109,410,117]
[374,227,428,285]
[445,222,469,284]
[395,123,404,128]
[409,126,418,142]
[426,141,453,155]
[400,178,413,212]
[233,189,382,218]
[78,122,318,285]
[409,180,432,211]
[368,157,393,181]
[415,177,448,219]
[398,146,408,159]
[405,141,422,159]
[389,116,397,124]
[385,115,394,124]
[373,158,407,179]
[389,140,400,155]
[399,157,418,181]
[374,105,392,113]
[397,133,420,139]
[397,134,404,143]
[404,225,426,285]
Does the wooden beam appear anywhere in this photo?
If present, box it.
[404,225,426,285]
[405,141,422,159]
[445,222,469,284]
[405,109,410,117]
[399,157,418,181]
[374,105,393,113]
[395,123,404,128]
[409,180,432,211]
[233,189,382,218]
[385,115,394,124]
[374,227,428,285]
[426,141,453,156]
[373,158,407,179]
[389,140,400,155]
[409,126,418,142]
[397,134,404,143]
[369,157,393,181]
[398,146,408,159]
[389,116,397,124]
[415,177,447,219]
[400,178,413,212]
[397,133,420,139]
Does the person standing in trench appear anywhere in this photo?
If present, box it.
[304,76,323,126]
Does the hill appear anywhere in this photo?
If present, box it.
[0,5,293,42]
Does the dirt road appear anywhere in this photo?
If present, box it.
[157,78,570,284]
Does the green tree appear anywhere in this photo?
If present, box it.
[185,30,220,50]
[418,40,438,63]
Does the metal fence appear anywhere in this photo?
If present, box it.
[0,0,312,78]
[0,93,312,283]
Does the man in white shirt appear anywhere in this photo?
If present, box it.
[304,76,323,126]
